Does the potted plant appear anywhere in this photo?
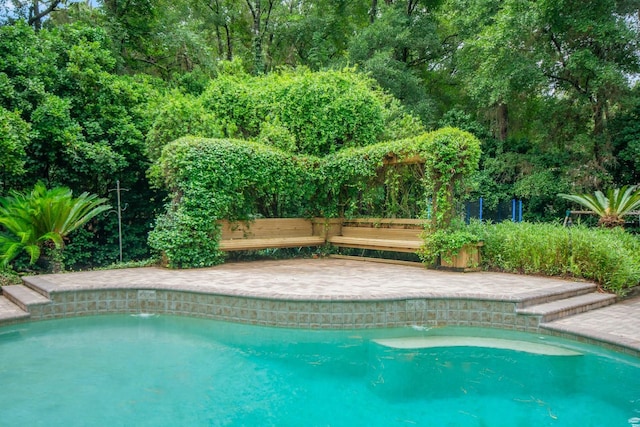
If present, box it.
[417,128,483,270]
[419,220,483,271]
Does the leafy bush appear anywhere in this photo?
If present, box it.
[200,67,419,156]
[480,221,640,295]
[148,206,222,269]
[274,69,386,156]
[0,106,30,183]
[146,91,223,162]
[419,226,481,266]
[418,220,484,268]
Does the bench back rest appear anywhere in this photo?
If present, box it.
[218,218,315,239]
[340,218,424,241]
[341,218,425,227]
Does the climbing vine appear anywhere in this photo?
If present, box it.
[418,127,482,266]
[149,128,481,268]
[422,127,482,230]
[148,137,317,267]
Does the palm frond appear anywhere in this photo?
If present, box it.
[61,192,111,234]
[0,182,110,268]
[559,193,607,215]
[611,185,640,214]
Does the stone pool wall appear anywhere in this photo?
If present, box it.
[26,289,540,332]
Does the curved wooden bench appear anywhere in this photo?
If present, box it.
[218,218,325,251]
[217,217,425,255]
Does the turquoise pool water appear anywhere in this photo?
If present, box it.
[0,315,638,426]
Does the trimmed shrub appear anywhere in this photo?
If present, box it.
[201,68,403,156]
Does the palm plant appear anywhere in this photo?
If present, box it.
[559,185,640,228]
[0,182,111,271]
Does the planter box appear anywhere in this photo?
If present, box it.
[439,242,483,272]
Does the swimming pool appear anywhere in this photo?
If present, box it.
[1,315,638,426]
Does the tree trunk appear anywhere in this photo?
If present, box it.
[246,0,264,74]
[370,0,378,23]
[496,102,508,141]
[224,24,233,60]
[29,0,63,30]
[30,0,42,30]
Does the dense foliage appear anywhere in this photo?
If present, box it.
[0,1,638,272]
[479,221,640,295]
[147,67,421,160]
[0,21,163,268]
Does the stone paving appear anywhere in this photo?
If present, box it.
[27,258,592,301]
[542,296,640,355]
[1,257,639,355]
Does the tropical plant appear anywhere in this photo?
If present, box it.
[0,182,111,271]
[559,185,640,228]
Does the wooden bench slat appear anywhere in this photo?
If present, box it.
[219,236,325,251]
[328,236,422,253]
[341,218,425,227]
[219,218,315,240]
[340,226,421,240]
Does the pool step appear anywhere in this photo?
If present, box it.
[2,284,51,313]
[517,292,617,323]
[516,282,598,309]
[0,294,30,324]
[20,275,54,299]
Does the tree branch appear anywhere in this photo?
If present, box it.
[28,0,62,27]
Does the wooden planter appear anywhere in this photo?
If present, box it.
[439,242,483,272]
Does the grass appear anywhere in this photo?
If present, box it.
[0,268,22,286]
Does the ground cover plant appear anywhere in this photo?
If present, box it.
[479,221,640,295]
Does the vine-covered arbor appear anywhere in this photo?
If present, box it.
[149,127,481,268]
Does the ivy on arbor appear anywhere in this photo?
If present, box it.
[149,128,481,268]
